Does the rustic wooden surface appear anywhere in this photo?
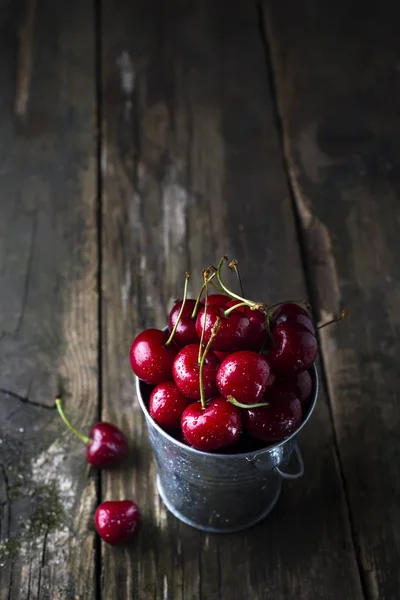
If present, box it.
[263,2,400,599]
[0,1,98,599]
[100,1,362,599]
[0,0,399,598]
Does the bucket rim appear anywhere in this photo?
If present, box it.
[135,344,319,460]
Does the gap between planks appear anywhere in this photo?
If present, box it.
[95,0,103,597]
[256,1,367,597]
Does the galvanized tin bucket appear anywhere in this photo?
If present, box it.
[135,364,318,533]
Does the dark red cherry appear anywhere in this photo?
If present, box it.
[268,322,317,375]
[181,397,242,451]
[86,423,128,468]
[172,344,219,400]
[168,299,202,347]
[243,389,302,443]
[95,500,141,545]
[277,370,313,408]
[216,351,273,405]
[55,398,128,468]
[226,300,267,351]
[149,381,190,430]
[214,350,230,362]
[129,328,177,385]
[195,305,250,352]
[206,293,230,306]
[272,303,315,334]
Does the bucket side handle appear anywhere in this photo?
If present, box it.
[274,442,304,480]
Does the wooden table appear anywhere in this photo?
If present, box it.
[1,1,399,598]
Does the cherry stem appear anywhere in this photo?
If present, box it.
[199,318,221,409]
[209,278,225,292]
[191,270,216,319]
[229,259,246,312]
[165,272,190,346]
[198,271,210,364]
[267,313,278,347]
[259,313,274,353]
[216,256,255,307]
[55,398,90,445]
[223,301,249,317]
[317,309,348,330]
[223,301,267,318]
[227,395,269,409]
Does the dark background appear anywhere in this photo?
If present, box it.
[0,1,399,599]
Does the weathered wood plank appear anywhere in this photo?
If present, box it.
[100,1,363,598]
[0,1,98,598]
[263,1,400,598]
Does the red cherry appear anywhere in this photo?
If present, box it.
[206,293,230,306]
[172,344,219,400]
[95,500,141,545]
[181,397,242,451]
[55,399,128,468]
[168,299,202,347]
[272,303,315,334]
[129,328,177,385]
[278,370,313,408]
[226,300,267,351]
[243,389,302,443]
[86,422,128,468]
[149,381,190,430]
[216,351,273,405]
[268,322,317,375]
[214,350,230,362]
[195,304,250,352]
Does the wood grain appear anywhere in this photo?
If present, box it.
[100,1,362,598]
[263,1,400,598]
[0,1,98,598]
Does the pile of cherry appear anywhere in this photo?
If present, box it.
[55,256,344,546]
[130,256,341,454]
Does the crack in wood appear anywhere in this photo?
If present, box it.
[0,388,56,410]
[0,462,13,597]
[0,463,10,512]
[35,529,48,597]
[216,545,222,600]
[360,568,379,600]
[287,171,342,320]
[8,565,13,600]
[258,4,366,600]
[26,559,32,600]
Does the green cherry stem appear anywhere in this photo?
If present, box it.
[267,313,277,346]
[223,301,267,318]
[55,398,90,444]
[229,259,246,313]
[199,318,221,409]
[198,271,210,364]
[317,309,348,330]
[228,259,245,295]
[165,272,190,346]
[259,313,275,354]
[227,395,269,409]
[191,270,216,319]
[209,278,225,292]
[216,256,254,307]
[223,301,249,317]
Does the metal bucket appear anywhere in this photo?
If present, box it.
[135,365,318,533]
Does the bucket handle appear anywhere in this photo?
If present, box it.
[274,442,304,480]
